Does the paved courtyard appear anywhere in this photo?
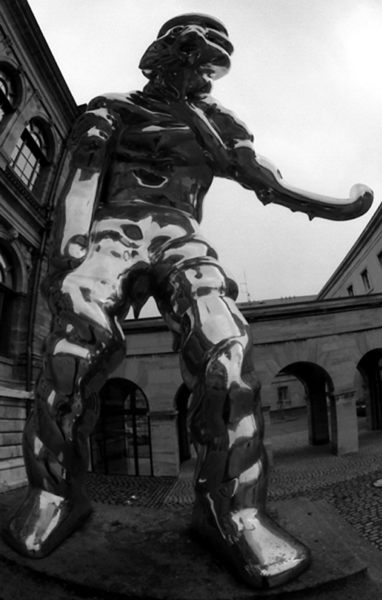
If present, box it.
[1,411,382,600]
[268,413,382,552]
[85,412,382,554]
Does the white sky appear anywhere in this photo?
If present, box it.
[28,0,382,311]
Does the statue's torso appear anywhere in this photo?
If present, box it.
[101,92,214,221]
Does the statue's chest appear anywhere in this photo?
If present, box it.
[115,106,205,162]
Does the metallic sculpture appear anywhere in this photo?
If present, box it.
[3,13,373,589]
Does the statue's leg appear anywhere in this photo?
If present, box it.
[3,276,125,558]
[3,204,166,558]
[157,256,310,589]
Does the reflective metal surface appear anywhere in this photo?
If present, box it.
[3,13,373,588]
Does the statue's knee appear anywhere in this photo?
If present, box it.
[204,339,251,384]
[170,261,239,314]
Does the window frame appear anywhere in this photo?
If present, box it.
[361,268,372,293]
[9,118,53,192]
[347,284,354,297]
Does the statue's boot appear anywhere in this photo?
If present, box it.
[3,318,126,558]
[190,366,310,589]
[3,486,92,558]
[2,403,94,558]
[192,489,310,589]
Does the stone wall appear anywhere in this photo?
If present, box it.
[0,386,31,491]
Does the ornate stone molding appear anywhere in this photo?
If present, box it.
[4,166,47,218]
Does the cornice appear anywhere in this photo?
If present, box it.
[240,294,382,322]
[123,293,382,333]
[0,0,79,125]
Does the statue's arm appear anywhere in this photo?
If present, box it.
[193,98,373,221]
[228,144,373,222]
[51,96,120,265]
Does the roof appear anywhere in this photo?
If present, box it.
[318,202,382,299]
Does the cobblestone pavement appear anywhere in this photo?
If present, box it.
[85,414,382,554]
[86,472,175,508]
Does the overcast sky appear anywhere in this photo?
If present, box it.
[28,0,382,311]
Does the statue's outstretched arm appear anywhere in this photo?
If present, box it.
[175,98,373,222]
[52,99,120,264]
[231,146,373,221]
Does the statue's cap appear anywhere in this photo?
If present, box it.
[157,13,233,54]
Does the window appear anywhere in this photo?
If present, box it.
[0,66,18,124]
[361,269,372,292]
[90,378,153,476]
[277,385,289,411]
[347,285,354,297]
[378,251,382,267]
[0,246,15,355]
[9,119,50,191]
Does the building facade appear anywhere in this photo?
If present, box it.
[318,204,382,299]
[0,0,78,490]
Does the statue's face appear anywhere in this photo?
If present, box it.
[139,18,233,97]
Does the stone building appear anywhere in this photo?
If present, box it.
[316,203,382,435]
[318,203,382,299]
[0,0,78,490]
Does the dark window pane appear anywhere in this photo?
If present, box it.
[361,269,372,292]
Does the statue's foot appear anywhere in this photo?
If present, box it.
[2,487,92,558]
[192,498,310,589]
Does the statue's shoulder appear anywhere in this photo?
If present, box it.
[196,95,254,144]
[87,91,147,112]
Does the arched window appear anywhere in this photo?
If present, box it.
[90,378,153,476]
[0,245,15,356]
[0,66,18,124]
[9,119,51,191]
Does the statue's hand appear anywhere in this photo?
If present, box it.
[253,186,275,206]
[69,107,120,171]
[251,155,374,221]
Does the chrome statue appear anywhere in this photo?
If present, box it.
[3,14,372,589]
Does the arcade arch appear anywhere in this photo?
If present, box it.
[271,362,334,450]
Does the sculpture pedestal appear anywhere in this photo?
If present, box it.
[0,491,371,598]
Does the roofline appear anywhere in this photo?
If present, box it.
[123,293,382,333]
[317,202,382,299]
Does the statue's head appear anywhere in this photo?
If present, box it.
[139,14,233,98]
